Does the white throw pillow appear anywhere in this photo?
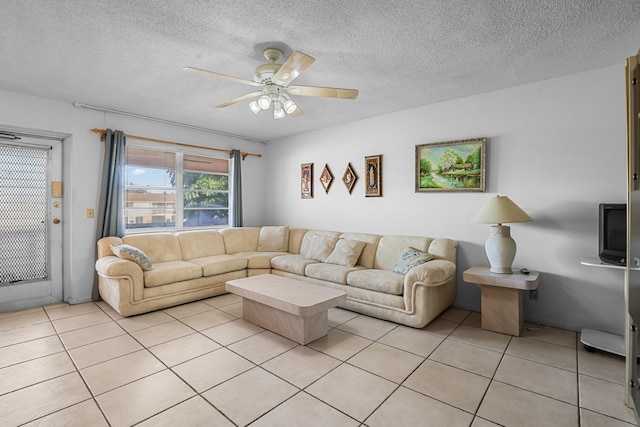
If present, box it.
[256,226,289,252]
[325,239,366,267]
[305,234,338,262]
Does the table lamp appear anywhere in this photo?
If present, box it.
[470,195,532,274]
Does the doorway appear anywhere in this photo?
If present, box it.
[0,133,63,312]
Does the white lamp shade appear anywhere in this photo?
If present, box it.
[283,98,297,114]
[470,195,532,225]
[273,101,285,119]
[248,101,260,114]
[257,95,272,110]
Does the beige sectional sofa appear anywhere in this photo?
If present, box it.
[95,226,457,328]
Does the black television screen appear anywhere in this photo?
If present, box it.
[599,203,627,266]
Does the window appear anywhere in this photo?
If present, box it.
[124,145,229,232]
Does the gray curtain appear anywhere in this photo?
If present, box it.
[92,129,126,299]
[230,149,243,227]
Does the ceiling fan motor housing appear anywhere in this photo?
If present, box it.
[253,48,284,84]
[253,63,281,84]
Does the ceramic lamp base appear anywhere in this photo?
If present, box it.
[485,225,516,274]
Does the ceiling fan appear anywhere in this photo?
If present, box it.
[183,48,359,119]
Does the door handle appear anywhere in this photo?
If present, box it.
[53,218,61,224]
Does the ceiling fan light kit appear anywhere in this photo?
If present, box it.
[257,94,272,110]
[183,47,359,120]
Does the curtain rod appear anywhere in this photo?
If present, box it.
[91,128,261,160]
[73,102,267,144]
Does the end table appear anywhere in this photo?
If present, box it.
[463,266,540,336]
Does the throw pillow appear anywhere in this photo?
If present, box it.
[325,239,366,267]
[111,243,153,271]
[305,234,338,262]
[256,226,289,252]
[393,246,434,274]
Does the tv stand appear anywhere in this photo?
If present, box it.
[580,257,626,356]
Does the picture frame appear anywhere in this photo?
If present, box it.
[301,163,313,199]
[365,155,382,197]
[415,138,486,193]
[320,164,334,194]
[342,163,358,194]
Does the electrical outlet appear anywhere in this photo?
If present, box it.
[86,208,94,219]
[529,289,539,300]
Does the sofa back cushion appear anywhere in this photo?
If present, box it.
[287,228,309,254]
[324,239,367,267]
[122,233,183,263]
[219,227,261,254]
[374,236,432,271]
[338,232,381,268]
[176,230,226,260]
[256,226,289,252]
[300,230,341,262]
[375,235,458,271]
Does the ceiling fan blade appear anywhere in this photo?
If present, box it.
[287,85,359,100]
[289,105,304,118]
[182,66,262,87]
[214,92,263,108]
[272,52,315,87]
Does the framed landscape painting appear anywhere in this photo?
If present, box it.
[365,155,382,197]
[415,138,486,193]
[301,163,313,199]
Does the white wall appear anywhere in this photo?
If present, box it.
[0,64,628,334]
[265,65,628,334]
[0,90,268,306]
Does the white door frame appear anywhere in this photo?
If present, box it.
[0,133,64,312]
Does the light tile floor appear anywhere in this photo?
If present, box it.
[0,297,638,426]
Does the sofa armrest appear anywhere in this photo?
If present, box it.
[95,256,145,300]
[404,259,456,288]
[96,256,143,278]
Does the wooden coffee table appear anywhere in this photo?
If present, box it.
[225,274,347,345]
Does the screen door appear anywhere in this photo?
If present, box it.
[0,136,63,311]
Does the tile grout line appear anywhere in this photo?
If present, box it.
[2,303,635,426]
[47,303,112,427]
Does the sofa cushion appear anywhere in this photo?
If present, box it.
[177,230,226,260]
[236,251,284,269]
[300,230,341,260]
[123,233,184,263]
[325,239,366,267]
[256,226,289,252]
[374,235,432,271]
[219,227,261,254]
[347,269,404,295]
[304,233,339,262]
[271,254,319,276]
[305,263,363,285]
[110,243,152,271]
[393,247,435,274]
[338,232,381,268]
[287,228,310,254]
[188,254,248,276]
[143,261,202,287]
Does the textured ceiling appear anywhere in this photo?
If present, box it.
[1,0,640,142]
